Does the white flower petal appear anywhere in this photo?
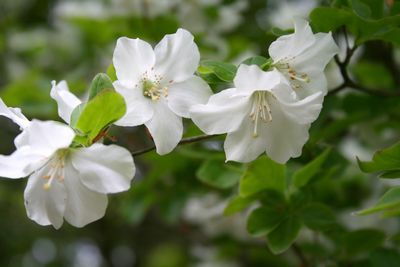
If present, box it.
[70,143,135,194]
[295,72,328,98]
[167,76,212,118]
[271,85,324,124]
[269,18,315,62]
[224,118,269,163]
[154,28,200,83]
[145,101,183,155]
[50,80,82,124]
[233,65,283,96]
[24,162,67,229]
[63,161,108,227]
[262,96,317,164]
[113,37,155,86]
[0,147,45,178]
[0,97,30,129]
[23,120,75,156]
[190,88,250,135]
[290,32,339,76]
[114,81,154,126]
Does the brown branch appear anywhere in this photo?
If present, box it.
[292,243,310,267]
[131,134,221,156]
[328,46,400,97]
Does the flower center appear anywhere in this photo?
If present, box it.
[275,61,310,89]
[138,71,170,101]
[249,91,272,138]
[41,150,67,190]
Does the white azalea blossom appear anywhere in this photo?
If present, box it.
[0,97,135,229]
[190,64,324,164]
[112,28,212,155]
[269,19,339,99]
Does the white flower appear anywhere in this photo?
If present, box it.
[50,80,82,124]
[0,99,135,229]
[0,97,30,129]
[190,64,324,164]
[112,28,212,155]
[269,19,339,99]
[267,0,317,29]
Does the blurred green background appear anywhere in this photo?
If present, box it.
[1,0,400,266]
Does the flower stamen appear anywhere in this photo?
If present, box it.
[249,92,272,138]
[42,151,66,190]
[140,73,169,101]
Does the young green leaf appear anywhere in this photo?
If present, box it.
[106,64,117,82]
[72,89,126,145]
[88,73,114,100]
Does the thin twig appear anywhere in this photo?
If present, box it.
[328,45,400,97]
[131,134,220,156]
[292,243,309,267]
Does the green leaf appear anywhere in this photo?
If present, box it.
[351,0,372,19]
[369,249,400,267]
[301,203,337,231]
[88,73,114,100]
[72,89,126,145]
[270,27,294,36]
[310,7,400,45]
[106,64,118,82]
[267,216,302,254]
[241,56,272,70]
[239,156,286,197]
[358,142,400,174]
[380,170,400,179]
[293,148,331,188]
[357,187,400,215]
[344,229,385,254]
[198,60,237,82]
[224,196,255,215]
[247,202,287,236]
[310,7,353,33]
[196,160,242,189]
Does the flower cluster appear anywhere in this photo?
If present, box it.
[0,19,337,228]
